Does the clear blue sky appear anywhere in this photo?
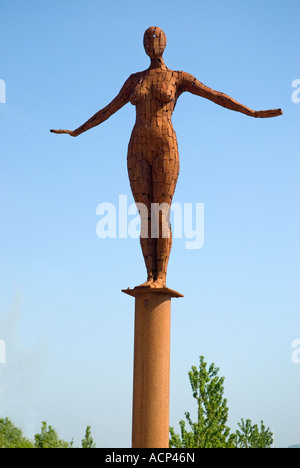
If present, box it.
[0,0,299,448]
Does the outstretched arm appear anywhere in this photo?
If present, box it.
[180,72,282,118]
[51,74,136,137]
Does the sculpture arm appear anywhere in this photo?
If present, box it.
[51,74,135,137]
[180,72,282,118]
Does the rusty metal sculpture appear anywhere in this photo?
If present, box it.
[51,26,282,289]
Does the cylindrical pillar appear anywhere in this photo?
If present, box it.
[122,287,183,448]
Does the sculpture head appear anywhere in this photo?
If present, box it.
[143,27,167,59]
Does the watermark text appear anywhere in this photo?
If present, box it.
[291,79,300,104]
[0,79,6,104]
[96,195,204,250]
[291,339,300,364]
[0,339,6,364]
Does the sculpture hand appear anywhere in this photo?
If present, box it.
[50,129,76,136]
[253,109,283,118]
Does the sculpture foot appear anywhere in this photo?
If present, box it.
[151,277,166,288]
[134,276,167,289]
[135,277,154,289]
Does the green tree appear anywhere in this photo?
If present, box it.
[170,356,274,449]
[0,418,34,448]
[169,356,235,448]
[234,418,273,448]
[81,425,96,448]
[34,421,71,448]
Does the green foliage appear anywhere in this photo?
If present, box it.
[0,418,96,448]
[235,418,273,448]
[81,425,96,448]
[0,418,34,448]
[34,421,71,448]
[169,356,235,448]
[169,356,273,449]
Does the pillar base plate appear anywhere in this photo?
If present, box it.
[122,287,183,298]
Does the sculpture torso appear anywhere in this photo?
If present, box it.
[129,69,179,105]
[128,68,181,165]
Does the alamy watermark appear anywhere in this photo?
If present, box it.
[96,195,204,250]
[0,79,6,104]
[291,79,300,104]
[0,339,6,364]
[291,339,300,364]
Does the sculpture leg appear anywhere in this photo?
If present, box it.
[156,229,172,287]
[128,154,157,286]
[139,213,157,285]
[152,152,179,287]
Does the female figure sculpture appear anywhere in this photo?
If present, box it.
[51,26,282,288]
